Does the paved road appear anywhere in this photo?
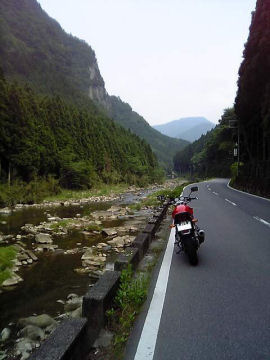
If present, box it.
[125,179,270,360]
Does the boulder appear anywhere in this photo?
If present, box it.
[0,208,11,215]
[22,224,37,235]
[35,233,52,244]
[107,237,125,248]
[18,325,45,341]
[81,249,93,260]
[25,250,38,261]
[2,273,23,287]
[18,314,57,329]
[70,306,82,318]
[101,229,118,237]
[44,323,57,335]
[0,328,11,342]
[15,339,35,360]
[17,253,30,262]
[67,293,78,300]
[47,217,61,222]
[64,297,82,312]
[35,244,58,252]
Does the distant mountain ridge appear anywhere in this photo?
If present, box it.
[153,117,215,142]
[0,0,188,169]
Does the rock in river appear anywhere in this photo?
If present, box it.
[102,229,118,237]
[2,273,23,287]
[35,233,53,244]
[18,314,57,329]
[18,325,45,341]
[0,328,11,342]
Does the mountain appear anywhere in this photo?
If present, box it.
[153,117,215,142]
[0,0,188,169]
[0,0,164,189]
[109,97,189,169]
[173,109,235,177]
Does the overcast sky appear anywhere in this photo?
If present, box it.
[38,0,256,125]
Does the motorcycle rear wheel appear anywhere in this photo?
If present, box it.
[186,244,198,265]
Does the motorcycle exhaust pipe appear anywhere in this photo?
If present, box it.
[198,230,205,243]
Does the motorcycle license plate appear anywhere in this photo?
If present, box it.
[177,221,192,232]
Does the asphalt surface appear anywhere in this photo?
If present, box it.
[125,179,270,360]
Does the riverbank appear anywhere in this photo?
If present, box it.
[0,180,184,359]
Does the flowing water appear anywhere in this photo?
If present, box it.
[0,190,152,334]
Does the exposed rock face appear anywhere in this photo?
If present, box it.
[88,62,110,110]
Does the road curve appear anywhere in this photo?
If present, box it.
[125,178,270,360]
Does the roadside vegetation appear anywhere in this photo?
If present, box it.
[106,265,149,358]
[0,246,18,285]
[103,220,170,360]
[129,183,188,211]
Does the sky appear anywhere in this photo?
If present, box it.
[38,0,256,125]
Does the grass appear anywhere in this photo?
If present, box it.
[49,219,72,232]
[105,237,167,359]
[84,224,103,232]
[106,265,149,359]
[129,182,189,212]
[0,246,18,285]
[44,183,130,202]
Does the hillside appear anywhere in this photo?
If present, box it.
[153,117,215,142]
[0,71,162,193]
[234,0,270,195]
[0,0,188,168]
[173,109,235,177]
[109,97,189,169]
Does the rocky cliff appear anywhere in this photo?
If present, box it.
[0,0,188,168]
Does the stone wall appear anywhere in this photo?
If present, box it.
[29,202,170,360]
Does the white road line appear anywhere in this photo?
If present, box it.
[133,229,175,360]
[225,198,237,206]
[253,216,270,228]
[213,191,219,195]
[227,179,270,202]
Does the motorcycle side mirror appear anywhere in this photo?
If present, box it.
[191,186,198,192]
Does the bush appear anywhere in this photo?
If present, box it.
[0,176,61,207]
[0,246,18,285]
[59,161,98,189]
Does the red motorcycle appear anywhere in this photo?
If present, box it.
[171,186,204,265]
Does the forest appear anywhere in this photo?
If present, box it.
[173,108,235,178]
[174,0,270,196]
[0,71,164,206]
[234,0,270,195]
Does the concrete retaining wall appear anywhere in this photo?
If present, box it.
[29,201,170,360]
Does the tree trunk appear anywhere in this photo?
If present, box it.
[8,162,11,186]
